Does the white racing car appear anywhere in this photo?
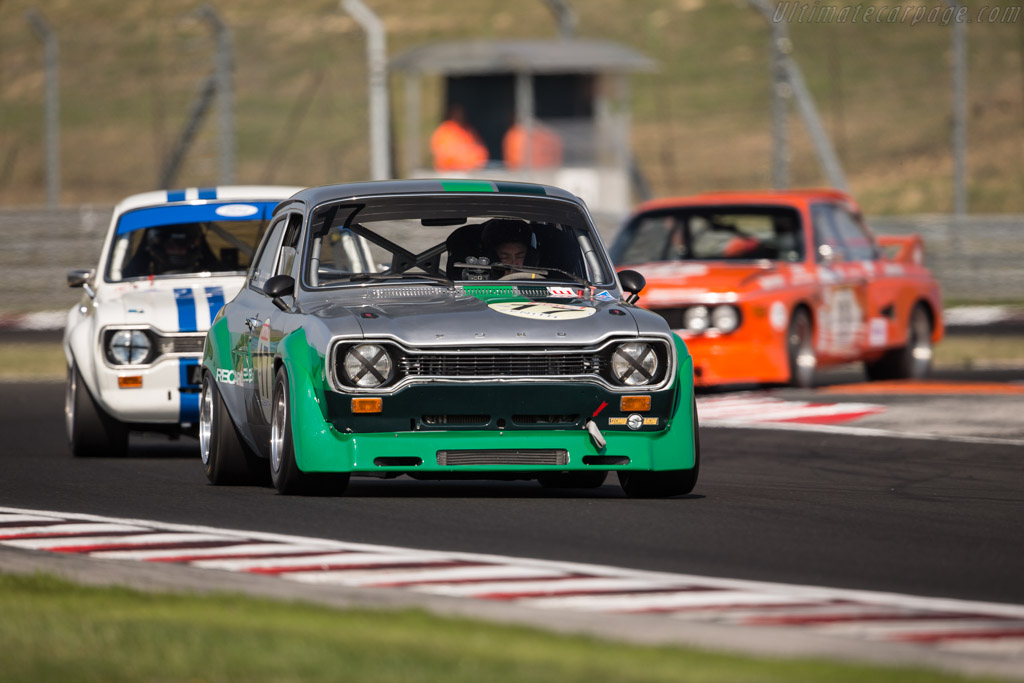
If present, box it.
[63,186,302,457]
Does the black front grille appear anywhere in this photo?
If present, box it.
[653,308,686,329]
[159,334,206,355]
[437,449,569,466]
[400,354,603,377]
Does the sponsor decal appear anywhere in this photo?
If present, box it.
[214,204,259,218]
[642,417,660,426]
[215,367,254,385]
[758,274,786,291]
[883,263,906,276]
[608,417,628,426]
[640,263,709,278]
[547,286,583,298]
[868,316,888,347]
[769,301,788,331]
[594,290,617,302]
[488,301,596,321]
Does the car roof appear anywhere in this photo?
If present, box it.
[284,178,582,210]
[633,188,859,214]
[111,186,306,216]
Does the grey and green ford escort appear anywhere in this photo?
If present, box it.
[200,179,699,497]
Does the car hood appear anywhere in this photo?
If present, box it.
[302,284,646,346]
[625,261,796,305]
[97,277,244,333]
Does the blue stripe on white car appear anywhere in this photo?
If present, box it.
[204,286,226,324]
[173,288,197,333]
[115,202,279,235]
[197,187,217,199]
[166,190,186,202]
[178,358,200,423]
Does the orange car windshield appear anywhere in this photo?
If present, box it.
[615,207,805,264]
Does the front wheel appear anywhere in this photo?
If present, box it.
[200,373,265,485]
[865,304,933,381]
[786,308,816,388]
[270,367,349,496]
[617,398,700,499]
[66,361,128,458]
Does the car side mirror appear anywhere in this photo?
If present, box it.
[818,244,843,264]
[618,269,646,305]
[264,274,295,312]
[67,268,95,298]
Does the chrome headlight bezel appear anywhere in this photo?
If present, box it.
[104,328,154,366]
[609,341,662,387]
[340,343,394,388]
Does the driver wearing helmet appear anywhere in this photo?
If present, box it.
[479,219,540,279]
[123,223,220,277]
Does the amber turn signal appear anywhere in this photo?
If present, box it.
[118,376,142,389]
[351,397,382,414]
[619,396,651,412]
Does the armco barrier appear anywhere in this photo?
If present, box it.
[0,207,1020,314]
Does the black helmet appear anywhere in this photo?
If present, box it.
[147,223,204,271]
[481,219,534,255]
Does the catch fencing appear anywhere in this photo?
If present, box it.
[0,208,1019,315]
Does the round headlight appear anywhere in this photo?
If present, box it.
[611,342,658,386]
[109,330,151,365]
[711,305,740,333]
[343,344,392,388]
[683,305,709,333]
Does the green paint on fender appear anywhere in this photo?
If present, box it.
[203,315,233,374]
[440,180,495,193]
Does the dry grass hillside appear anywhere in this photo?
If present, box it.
[1,0,1021,214]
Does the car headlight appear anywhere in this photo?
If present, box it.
[342,344,393,388]
[611,342,659,386]
[711,305,740,333]
[683,306,709,333]
[108,330,151,365]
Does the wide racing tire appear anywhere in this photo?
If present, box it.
[786,308,816,388]
[270,367,349,496]
[617,398,700,499]
[66,361,128,458]
[865,304,933,381]
[200,372,267,485]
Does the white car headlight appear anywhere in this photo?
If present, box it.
[109,330,151,365]
[711,305,740,333]
[343,344,393,388]
[683,305,709,333]
[611,342,659,386]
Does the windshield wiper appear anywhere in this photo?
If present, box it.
[345,272,455,288]
[484,262,593,289]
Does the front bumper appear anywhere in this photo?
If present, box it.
[678,331,789,387]
[289,358,697,475]
[93,355,201,424]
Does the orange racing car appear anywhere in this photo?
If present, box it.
[610,189,943,388]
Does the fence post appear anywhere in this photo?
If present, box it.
[25,9,60,207]
[343,0,391,181]
[194,5,235,186]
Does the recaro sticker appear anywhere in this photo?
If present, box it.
[488,302,596,320]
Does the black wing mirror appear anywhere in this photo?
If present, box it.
[618,269,646,305]
[67,268,95,298]
[264,275,295,311]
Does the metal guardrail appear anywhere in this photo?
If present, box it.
[0,207,1019,313]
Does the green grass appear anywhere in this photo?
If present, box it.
[0,343,66,381]
[0,572,995,683]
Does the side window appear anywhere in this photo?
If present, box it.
[274,213,304,280]
[832,209,877,261]
[249,217,288,291]
[811,204,847,262]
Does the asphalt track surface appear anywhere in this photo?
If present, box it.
[2,376,1022,607]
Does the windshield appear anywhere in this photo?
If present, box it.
[613,206,805,264]
[105,202,279,282]
[305,195,611,288]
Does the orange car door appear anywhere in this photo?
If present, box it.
[809,203,869,360]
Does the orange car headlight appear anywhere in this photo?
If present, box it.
[711,305,740,333]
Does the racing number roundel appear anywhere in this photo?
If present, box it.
[487,302,596,320]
